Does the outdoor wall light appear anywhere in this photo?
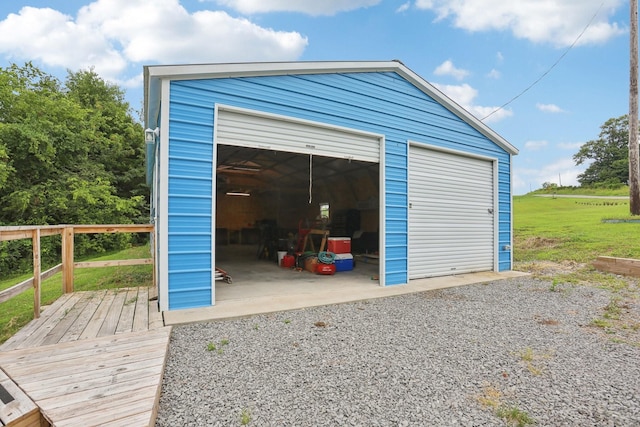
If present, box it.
[145,127,160,143]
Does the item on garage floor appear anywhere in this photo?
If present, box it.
[327,237,351,254]
[334,253,354,272]
[317,251,336,264]
[214,267,232,284]
[304,256,318,273]
[315,262,336,275]
[277,251,287,266]
[282,254,295,268]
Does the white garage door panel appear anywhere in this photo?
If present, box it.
[409,146,495,279]
[216,106,380,163]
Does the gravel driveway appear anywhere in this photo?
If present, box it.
[156,277,640,426]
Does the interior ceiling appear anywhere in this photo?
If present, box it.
[216,145,377,195]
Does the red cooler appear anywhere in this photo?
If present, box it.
[327,237,351,254]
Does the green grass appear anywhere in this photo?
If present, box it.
[514,194,640,263]
[495,406,535,427]
[0,245,152,344]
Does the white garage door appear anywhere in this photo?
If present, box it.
[215,105,380,163]
[409,145,495,279]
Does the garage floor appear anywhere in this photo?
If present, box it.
[162,245,528,325]
[213,245,379,301]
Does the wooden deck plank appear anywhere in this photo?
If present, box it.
[51,392,158,427]
[0,327,166,362]
[1,337,168,379]
[58,290,108,343]
[25,364,165,400]
[132,287,150,333]
[38,374,160,410]
[78,290,117,340]
[97,290,128,337]
[10,294,83,351]
[97,411,155,427]
[0,294,75,351]
[0,287,165,426]
[39,292,96,347]
[0,327,171,427]
[115,288,138,334]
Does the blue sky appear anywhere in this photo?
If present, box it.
[0,0,631,194]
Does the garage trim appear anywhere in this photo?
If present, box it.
[212,103,387,289]
[408,141,499,279]
[159,79,171,312]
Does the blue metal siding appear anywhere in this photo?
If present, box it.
[164,71,513,309]
[166,92,214,310]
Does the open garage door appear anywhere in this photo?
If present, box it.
[212,104,384,304]
[408,145,496,279]
[215,105,380,162]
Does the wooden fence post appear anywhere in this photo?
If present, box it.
[62,226,74,293]
[32,228,41,318]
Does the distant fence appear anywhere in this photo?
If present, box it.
[0,224,154,319]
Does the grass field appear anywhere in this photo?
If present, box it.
[0,245,153,344]
[514,194,640,263]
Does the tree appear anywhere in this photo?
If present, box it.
[573,115,630,186]
[0,63,148,272]
[65,69,147,208]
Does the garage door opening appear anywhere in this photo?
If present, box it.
[214,144,381,300]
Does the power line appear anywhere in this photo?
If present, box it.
[481,1,606,122]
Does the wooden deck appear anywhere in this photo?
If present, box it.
[0,287,170,427]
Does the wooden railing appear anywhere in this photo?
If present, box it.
[0,224,154,319]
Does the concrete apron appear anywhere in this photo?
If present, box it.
[162,269,529,326]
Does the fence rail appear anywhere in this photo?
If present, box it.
[0,224,154,319]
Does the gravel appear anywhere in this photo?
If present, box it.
[156,277,640,426]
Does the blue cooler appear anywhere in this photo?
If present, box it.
[334,253,354,272]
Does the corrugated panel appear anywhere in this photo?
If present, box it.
[216,107,380,163]
[166,88,214,310]
[409,146,495,279]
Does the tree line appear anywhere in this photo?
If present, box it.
[0,63,147,274]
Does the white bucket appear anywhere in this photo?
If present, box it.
[277,251,287,265]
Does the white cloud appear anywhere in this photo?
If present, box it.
[513,157,585,194]
[0,0,308,82]
[433,59,469,80]
[536,103,566,113]
[396,2,411,13]
[524,140,548,150]
[487,69,501,79]
[415,0,625,47]
[496,51,504,63]
[433,82,513,123]
[210,0,381,15]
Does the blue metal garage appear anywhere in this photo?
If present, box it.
[144,61,518,311]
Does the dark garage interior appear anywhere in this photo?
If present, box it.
[214,144,381,287]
